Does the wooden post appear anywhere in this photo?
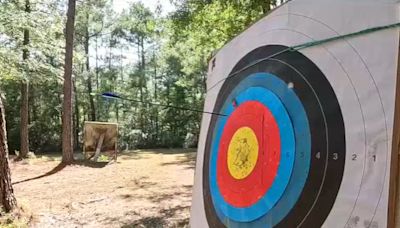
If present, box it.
[388,36,400,228]
[114,124,118,161]
[92,133,105,161]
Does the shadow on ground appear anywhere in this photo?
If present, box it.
[12,163,67,185]
[119,149,196,160]
[160,153,196,169]
[12,159,108,185]
[73,160,110,168]
[119,205,190,228]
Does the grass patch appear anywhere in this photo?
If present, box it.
[0,206,33,228]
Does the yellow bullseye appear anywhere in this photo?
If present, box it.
[227,127,259,180]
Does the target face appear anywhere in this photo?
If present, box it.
[191,1,399,227]
[203,45,346,227]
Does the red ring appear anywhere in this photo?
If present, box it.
[216,101,281,207]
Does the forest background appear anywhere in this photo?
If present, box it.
[0,0,283,154]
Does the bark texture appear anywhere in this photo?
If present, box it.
[0,95,17,212]
[62,0,76,164]
[20,0,31,159]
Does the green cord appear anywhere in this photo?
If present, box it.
[207,22,400,93]
[291,22,400,51]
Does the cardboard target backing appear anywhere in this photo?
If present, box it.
[190,0,400,227]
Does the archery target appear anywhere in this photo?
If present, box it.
[190,1,400,228]
[203,45,345,227]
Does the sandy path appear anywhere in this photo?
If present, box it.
[10,149,196,228]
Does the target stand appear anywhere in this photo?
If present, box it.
[83,121,118,162]
[190,0,400,227]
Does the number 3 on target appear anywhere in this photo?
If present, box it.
[315,152,339,160]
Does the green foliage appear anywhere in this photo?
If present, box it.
[116,2,156,42]
[0,208,31,228]
[0,0,64,83]
[1,0,281,151]
[0,0,64,153]
[168,0,276,80]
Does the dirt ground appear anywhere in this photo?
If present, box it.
[9,149,196,228]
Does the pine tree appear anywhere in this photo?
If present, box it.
[62,0,77,164]
[0,94,17,212]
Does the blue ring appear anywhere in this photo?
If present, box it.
[249,73,311,226]
[209,87,296,222]
[209,73,311,227]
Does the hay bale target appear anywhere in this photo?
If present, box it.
[83,121,118,162]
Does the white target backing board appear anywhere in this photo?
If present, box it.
[190,0,400,227]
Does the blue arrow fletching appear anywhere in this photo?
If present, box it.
[102,92,122,99]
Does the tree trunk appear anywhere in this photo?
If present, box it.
[73,79,79,150]
[62,0,76,164]
[139,37,145,130]
[140,36,145,102]
[20,83,29,158]
[19,0,30,159]
[95,36,99,90]
[108,36,112,70]
[30,84,38,123]
[262,0,272,14]
[87,78,96,121]
[85,13,96,121]
[0,95,17,212]
[137,39,143,102]
[153,51,158,141]
[120,46,124,82]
